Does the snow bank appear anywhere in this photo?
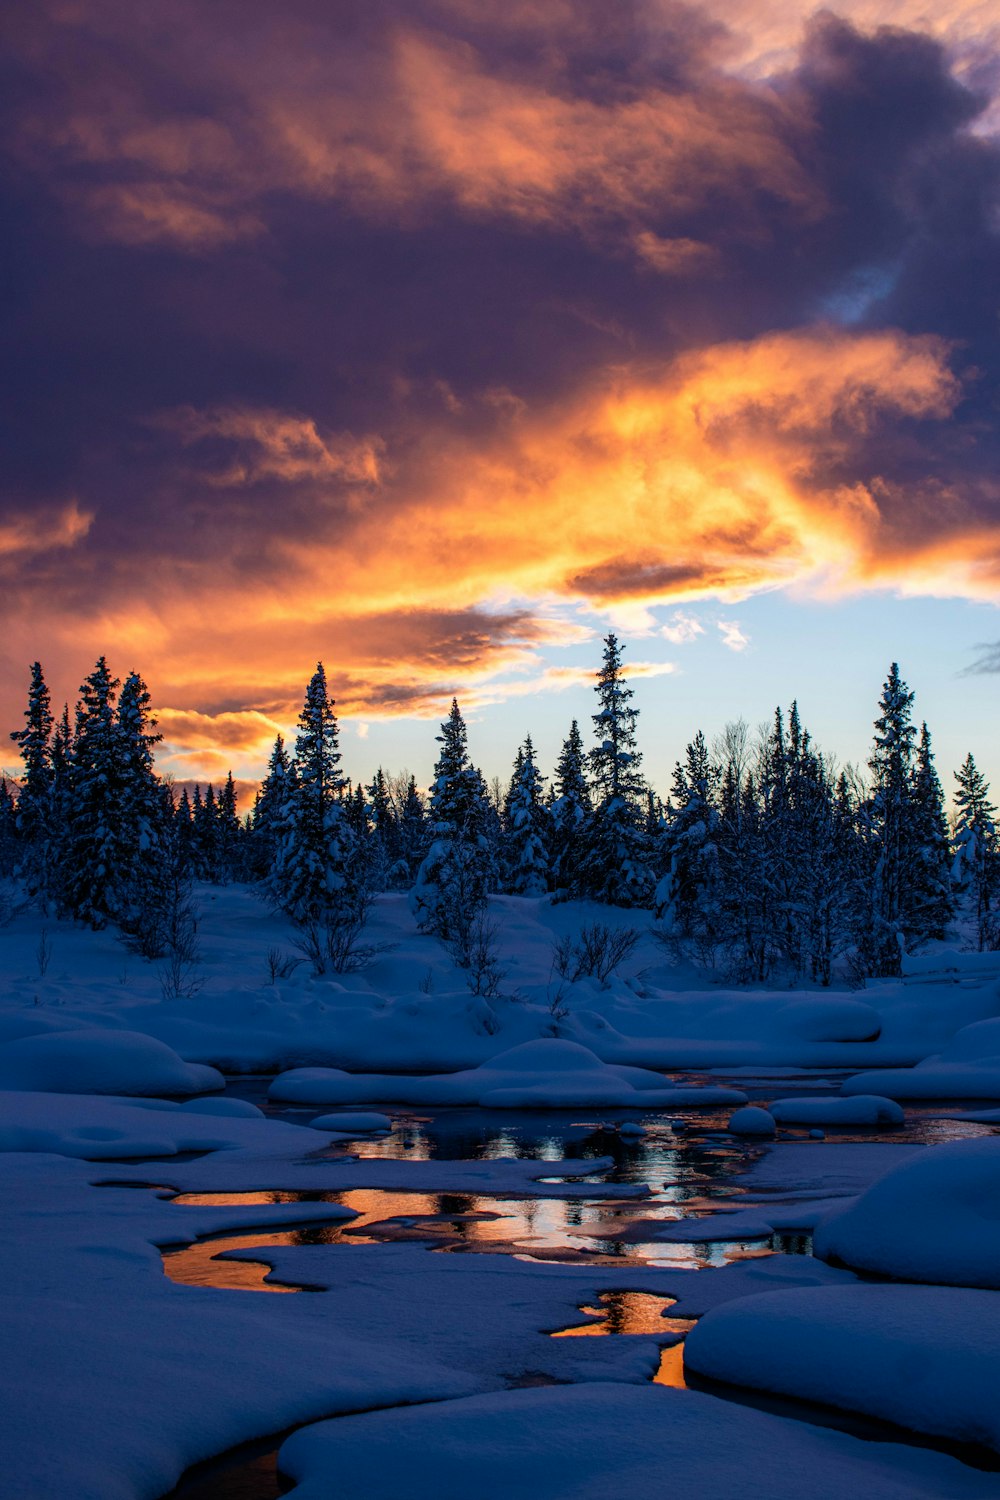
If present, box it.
[270,1039,748,1110]
[770,1095,904,1127]
[278,1380,1000,1500]
[5,888,997,1078]
[685,1283,1000,1452]
[0,1028,222,1096]
[0,1090,336,1159]
[814,1136,1000,1287]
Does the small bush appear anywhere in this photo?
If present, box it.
[264,946,301,983]
[550,923,640,986]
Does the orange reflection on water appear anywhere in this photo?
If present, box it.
[654,1343,687,1389]
[551,1291,696,1338]
[163,1230,315,1292]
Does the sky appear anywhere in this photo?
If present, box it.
[1,0,999,803]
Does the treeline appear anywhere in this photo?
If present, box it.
[2,639,998,985]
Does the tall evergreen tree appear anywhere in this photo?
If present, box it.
[504,736,550,896]
[579,634,652,906]
[864,663,919,975]
[908,723,954,941]
[396,774,428,884]
[0,777,17,877]
[252,735,292,878]
[410,699,492,936]
[217,770,243,880]
[274,663,355,922]
[549,720,592,900]
[64,657,123,927]
[658,730,720,940]
[9,662,54,898]
[952,753,999,947]
[113,669,167,922]
[193,783,222,880]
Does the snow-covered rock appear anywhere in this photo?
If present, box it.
[727,1105,776,1137]
[0,1029,223,1097]
[769,1095,904,1127]
[814,1137,1000,1287]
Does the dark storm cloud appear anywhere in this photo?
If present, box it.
[0,0,998,759]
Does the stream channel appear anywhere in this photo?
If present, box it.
[155,1069,999,1497]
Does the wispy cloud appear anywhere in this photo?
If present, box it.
[661,612,706,645]
[717,620,750,652]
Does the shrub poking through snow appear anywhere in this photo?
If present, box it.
[551,924,641,986]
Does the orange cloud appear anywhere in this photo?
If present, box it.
[154,406,384,488]
[12,324,971,743]
[8,3,821,257]
[291,325,961,624]
[0,501,92,560]
[156,707,284,754]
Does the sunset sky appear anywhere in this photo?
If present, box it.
[2,0,999,799]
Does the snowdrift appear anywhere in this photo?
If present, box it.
[0,1028,222,1097]
[270,1039,748,1110]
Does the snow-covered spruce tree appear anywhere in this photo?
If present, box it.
[710,719,779,983]
[409,698,492,941]
[794,742,850,986]
[753,703,844,982]
[548,719,592,900]
[251,735,292,878]
[578,634,652,907]
[0,777,18,879]
[9,662,54,900]
[62,658,125,927]
[908,723,954,942]
[174,787,195,867]
[368,768,399,859]
[112,670,171,934]
[46,703,73,908]
[273,662,355,924]
[658,729,721,947]
[192,783,222,881]
[952,753,999,947]
[395,773,428,885]
[503,736,550,896]
[216,770,244,881]
[863,663,919,975]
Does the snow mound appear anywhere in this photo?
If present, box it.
[774,998,882,1043]
[0,1090,322,1159]
[814,1137,1000,1287]
[309,1111,393,1134]
[0,1029,223,1097]
[270,1040,747,1110]
[278,1380,1000,1499]
[727,1106,776,1137]
[685,1283,1000,1452]
[770,1095,904,1127]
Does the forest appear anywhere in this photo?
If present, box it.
[3,636,996,990]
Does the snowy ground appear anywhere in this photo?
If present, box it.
[2,887,1000,1497]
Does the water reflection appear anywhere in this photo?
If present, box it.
[160,1076,999,1294]
[551,1291,695,1338]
